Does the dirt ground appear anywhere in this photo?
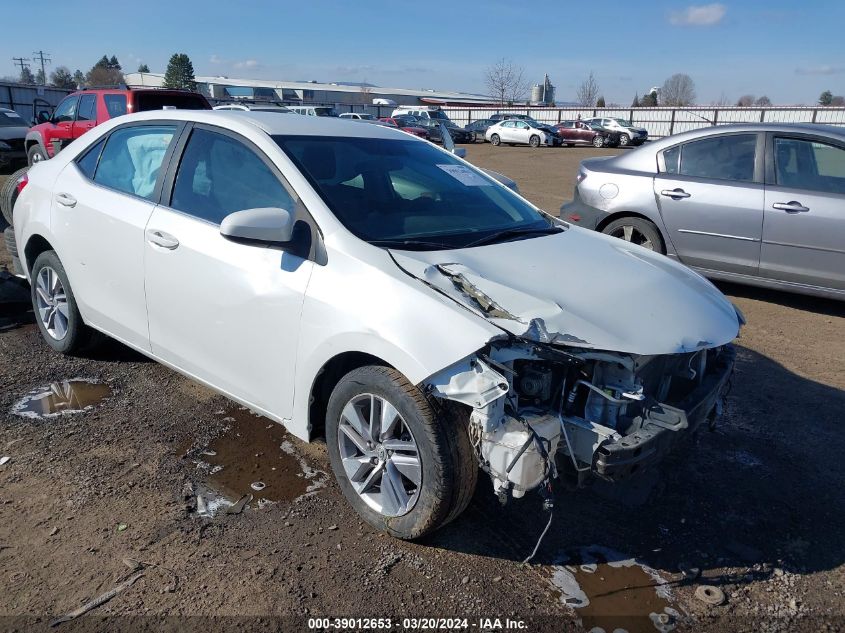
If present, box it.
[1,146,844,633]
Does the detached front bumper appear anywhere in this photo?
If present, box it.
[591,345,735,481]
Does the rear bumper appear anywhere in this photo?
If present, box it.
[559,189,608,229]
[592,345,735,481]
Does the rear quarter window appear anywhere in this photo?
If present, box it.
[134,93,210,111]
[104,95,128,118]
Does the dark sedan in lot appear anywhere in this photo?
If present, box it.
[0,108,28,170]
[466,118,496,141]
[562,123,845,300]
[553,120,620,148]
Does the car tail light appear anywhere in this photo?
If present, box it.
[15,172,29,195]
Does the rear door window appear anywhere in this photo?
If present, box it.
[93,125,178,200]
[104,94,128,117]
[77,94,97,122]
[665,134,757,182]
[774,137,845,194]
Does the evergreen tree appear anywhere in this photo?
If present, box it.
[35,68,46,85]
[109,55,121,70]
[72,69,86,88]
[137,63,150,73]
[596,95,606,108]
[19,66,35,84]
[50,66,77,89]
[641,90,658,107]
[631,93,640,107]
[819,90,834,106]
[162,53,196,90]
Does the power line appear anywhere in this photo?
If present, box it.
[32,50,52,83]
[12,57,31,77]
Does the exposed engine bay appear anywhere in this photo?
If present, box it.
[426,338,735,502]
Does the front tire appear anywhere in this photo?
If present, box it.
[602,216,665,253]
[27,144,47,166]
[326,366,477,539]
[592,135,605,148]
[490,133,501,146]
[529,134,541,148]
[619,133,630,147]
[30,251,93,354]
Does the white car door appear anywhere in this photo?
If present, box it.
[498,121,516,142]
[144,125,315,420]
[513,121,531,144]
[50,122,181,350]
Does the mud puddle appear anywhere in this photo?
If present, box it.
[188,406,327,516]
[11,379,112,418]
[548,545,679,633]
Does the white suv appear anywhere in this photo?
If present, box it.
[585,117,649,146]
[11,110,739,539]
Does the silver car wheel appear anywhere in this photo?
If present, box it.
[609,224,655,251]
[337,393,422,517]
[35,266,69,340]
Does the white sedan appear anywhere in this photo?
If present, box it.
[484,119,558,147]
[11,110,740,538]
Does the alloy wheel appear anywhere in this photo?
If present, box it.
[35,266,69,340]
[337,393,422,517]
[608,224,655,251]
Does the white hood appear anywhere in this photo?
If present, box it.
[390,227,740,356]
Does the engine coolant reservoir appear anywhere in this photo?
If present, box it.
[481,415,561,498]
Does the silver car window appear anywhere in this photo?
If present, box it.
[774,137,845,194]
[668,134,756,182]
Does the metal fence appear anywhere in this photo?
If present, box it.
[440,106,845,138]
[0,82,74,125]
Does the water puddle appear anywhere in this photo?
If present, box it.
[188,406,327,517]
[11,379,112,418]
[548,545,679,633]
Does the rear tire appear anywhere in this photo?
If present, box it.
[602,216,665,254]
[490,134,501,146]
[30,251,94,354]
[326,365,477,539]
[27,144,47,166]
[1,166,29,226]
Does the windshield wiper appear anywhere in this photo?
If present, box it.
[370,238,452,250]
[463,226,562,248]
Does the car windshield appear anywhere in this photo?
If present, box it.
[0,110,25,127]
[526,120,546,128]
[428,110,450,121]
[274,135,556,250]
[612,118,633,127]
[253,107,291,113]
[357,113,376,120]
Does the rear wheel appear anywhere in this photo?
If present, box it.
[27,144,47,166]
[602,216,665,254]
[326,366,477,539]
[529,134,541,148]
[592,135,605,148]
[1,165,29,226]
[490,133,501,146]
[30,251,94,354]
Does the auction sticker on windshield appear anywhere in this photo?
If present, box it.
[436,164,491,187]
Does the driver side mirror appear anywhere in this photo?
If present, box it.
[37,110,51,124]
[220,207,294,245]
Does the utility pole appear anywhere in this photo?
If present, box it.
[32,50,51,84]
[12,56,31,76]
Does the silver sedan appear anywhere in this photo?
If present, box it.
[562,123,845,300]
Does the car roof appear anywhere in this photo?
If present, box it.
[107,108,421,140]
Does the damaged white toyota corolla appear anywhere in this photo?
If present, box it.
[11,110,742,539]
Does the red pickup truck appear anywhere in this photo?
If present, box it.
[25,88,211,165]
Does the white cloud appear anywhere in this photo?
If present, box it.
[669,3,726,26]
[795,65,845,76]
[234,59,259,69]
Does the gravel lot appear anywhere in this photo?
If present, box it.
[1,146,843,633]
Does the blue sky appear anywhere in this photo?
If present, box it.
[2,0,843,105]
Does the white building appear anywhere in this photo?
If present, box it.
[124,72,492,107]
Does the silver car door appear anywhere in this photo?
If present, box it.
[653,132,764,276]
[761,133,845,291]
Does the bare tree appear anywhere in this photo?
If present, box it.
[736,94,755,107]
[754,95,772,106]
[660,73,696,106]
[359,81,373,105]
[484,58,528,105]
[575,71,600,107]
[832,95,845,107]
[711,92,731,106]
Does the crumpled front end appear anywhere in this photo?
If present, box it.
[424,338,735,500]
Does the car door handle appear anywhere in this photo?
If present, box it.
[55,192,77,208]
[146,229,180,250]
[772,201,809,213]
[660,188,691,199]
